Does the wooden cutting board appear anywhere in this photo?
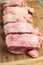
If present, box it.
[0,57,43,65]
[0,0,43,64]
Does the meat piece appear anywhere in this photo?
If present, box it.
[4,22,41,35]
[3,0,27,7]
[3,7,28,15]
[6,34,41,50]
[3,14,32,24]
[3,7,34,15]
[27,49,38,58]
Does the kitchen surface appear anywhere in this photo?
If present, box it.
[0,0,43,65]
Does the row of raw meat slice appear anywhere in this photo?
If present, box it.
[3,0,43,58]
[4,21,43,58]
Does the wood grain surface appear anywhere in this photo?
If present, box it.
[0,0,43,64]
[0,57,43,65]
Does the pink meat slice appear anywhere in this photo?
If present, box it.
[3,0,27,7]
[27,49,38,58]
[6,34,41,50]
[3,14,32,24]
[4,22,41,35]
[3,7,34,15]
[3,7,29,15]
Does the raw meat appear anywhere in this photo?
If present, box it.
[3,0,43,58]
[3,14,32,24]
[6,34,42,50]
[27,49,38,58]
[4,22,41,36]
[3,0,27,7]
[4,22,41,35]
[3,7,34,15]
